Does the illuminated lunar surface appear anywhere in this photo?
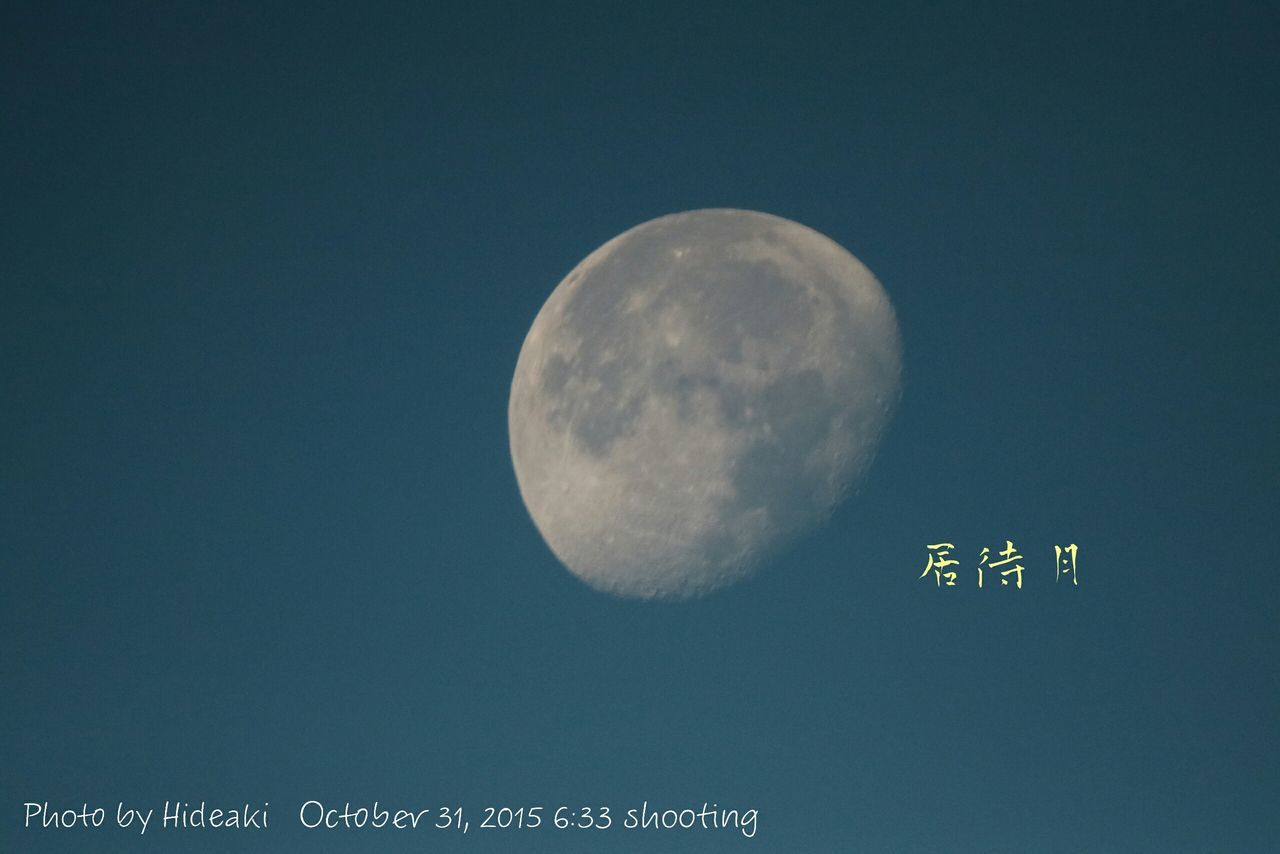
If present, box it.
[508,209,901,600]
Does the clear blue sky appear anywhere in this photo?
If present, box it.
[3,2,1277,851]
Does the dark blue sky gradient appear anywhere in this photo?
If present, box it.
[3,2,1277,851]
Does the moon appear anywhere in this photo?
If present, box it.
[508,209,901,600]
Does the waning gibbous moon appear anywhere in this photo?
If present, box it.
[508,209,901,600]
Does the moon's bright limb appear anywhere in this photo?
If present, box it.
[508,209,901,600]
